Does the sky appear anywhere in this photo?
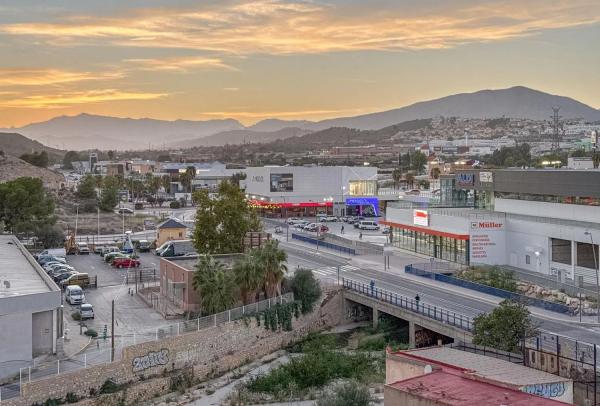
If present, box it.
[0,0,599,127]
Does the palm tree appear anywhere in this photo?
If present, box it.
[185,166,197,193]
[192,255,235,314]
[405,172,415,189]
[233,256,264,305]
[255,240,288,297]
[161,174,172,194]
[392,168,402,189]
[430,167,441,179]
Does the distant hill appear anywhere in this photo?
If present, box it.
[4,86,599,150]
[172,127,313,148]
[0,132,64,161]
[1,113,244,151]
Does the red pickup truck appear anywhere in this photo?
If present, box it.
[112,257,141,268]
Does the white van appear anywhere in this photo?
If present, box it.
[65,285,85,305]
[358,220,380,230]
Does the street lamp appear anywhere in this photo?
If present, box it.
[584,231,600,323]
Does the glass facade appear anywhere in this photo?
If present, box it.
[390,227,469,265]
[349,180,377,196]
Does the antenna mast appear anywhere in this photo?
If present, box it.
[550,106,562,152]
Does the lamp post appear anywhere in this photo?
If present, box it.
[584,231,599,323]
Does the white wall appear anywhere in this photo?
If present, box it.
[495,198,600,224]
[385,208,470,236]
[244,166,377,203]
[32,310,54,356]
[0,312,33,375]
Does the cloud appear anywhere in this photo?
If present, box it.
[0,68,124,86]
[0,0,599,54]
[125,56,236,72]
[0,89,167,108]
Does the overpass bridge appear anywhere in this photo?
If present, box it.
[342,278,474,347]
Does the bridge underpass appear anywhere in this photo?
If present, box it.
[343,279,474,348]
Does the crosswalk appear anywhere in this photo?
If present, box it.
[311,264,361,277]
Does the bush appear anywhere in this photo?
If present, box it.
[317,381,372,406]
[71,311,81,321]
[99,379,121,394]
[170,201,181,209]
[289,269,321,314]
[458,266,518,292]
[84,328,98,338]
[65,392,79,403]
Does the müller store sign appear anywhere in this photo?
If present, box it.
[469,216,506,265]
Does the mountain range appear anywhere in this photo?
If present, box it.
[1,86,599,151]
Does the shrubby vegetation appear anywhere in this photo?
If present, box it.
[457,266,518,292]
[317,380,372,406]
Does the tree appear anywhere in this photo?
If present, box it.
[233,256,264,305]
[161,175,172,194]
[0,177,55,234]
[107,150,115,161]
[192,255,235,314]
[472,300,538,353]
[404,172,415,189]
[192,180,262,254]
[77,175,98,199]
[488,144,532,168]
[35,224,65,248]
[255,240,287,298]
[290,269,321,314]
[179,172,192,194]
[317,381,372,406]
[430,166,441,179]
[230,172,247,186]
[20,151,49,167]
[62,151,80,169]
[411,150,427,174]
[391,168,402,188]
[99,176,119,212]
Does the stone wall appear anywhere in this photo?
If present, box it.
[5,288,344,406]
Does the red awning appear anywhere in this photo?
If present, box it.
[247,199,332,208]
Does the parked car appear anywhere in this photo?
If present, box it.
[93,245,105,254]
[112,257,140,268]
[117,208,134,214]
[382,226,391,234]
[77,243,90,255]
[38,255,66,265]
[54,271,78,283]
[101,246,120,256]
[319,216,338,222]
[104,251,129,263]
[80,303,95,320]
[353,217,366,228]
[136,239,152,252]
[286,217,302,225]
[65,285,85,305]
[36,248,67,259]
[61,273,90,288]
[358,220,379,230]
[43,261,69,271]
[405,189,421,195]
[46,264,76,274]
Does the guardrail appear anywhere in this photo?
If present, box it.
[342,278,473,332]
[292,233,356,255]
[405,264,574,315]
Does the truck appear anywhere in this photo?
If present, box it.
[155,239,195,257]
[37,248,67,259]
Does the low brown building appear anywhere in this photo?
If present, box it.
[156,218,188,247]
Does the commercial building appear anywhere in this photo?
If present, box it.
[242,165,378,217]
[383,169,600,283]
[385,346,573,405]
[0,235,62,377]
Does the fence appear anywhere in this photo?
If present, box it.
[342,278,473,332]
[2,293,294,400]
[292,233,356,255]
[405,264,574,315]
[447,341,524,365]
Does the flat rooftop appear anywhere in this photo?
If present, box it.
[397,347,570,386]
[388,369,568,405]
[0,235,57,298]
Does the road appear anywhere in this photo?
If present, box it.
[278,239,600,344]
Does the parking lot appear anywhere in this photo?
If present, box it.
[60,251,166,354]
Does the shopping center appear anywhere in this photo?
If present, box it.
[242,166,379,218]
[383,169,600,283]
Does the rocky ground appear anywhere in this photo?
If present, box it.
[517,281,597,315]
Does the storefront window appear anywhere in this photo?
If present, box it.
[495,191,600,206]
[390,227,468,265]
[551,238,572,265]
[577,242,599,269]
[349,180,377,196]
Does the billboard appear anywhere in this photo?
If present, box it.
[270,173,293,192]
[469,215,506,265]
[413,210,429,226]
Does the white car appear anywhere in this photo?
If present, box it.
[358,220,380,230]
[77,243,90,255]
[80,303,95,320]
[287,217,303,225]
[320,216,338,222]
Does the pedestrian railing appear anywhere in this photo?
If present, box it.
[2,293,294,400]
[342,278,473,332]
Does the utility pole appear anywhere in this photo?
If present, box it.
[585,231,599,323]
[111,299,115,361]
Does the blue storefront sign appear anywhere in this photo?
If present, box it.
[345,197,379,216]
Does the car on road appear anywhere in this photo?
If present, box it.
[117,208,134,214]
[77,243,90,255]
[353,217,366,228]
[294,220,310,229]
[319,216,338,222]
[382,226,391,234]
[358,220,380,230]
[304,223,329,233]
[65,285,85,305]
[286,217,303,225]
[80,303,95,320]
[405,189,421,195]
[112,257,141,268]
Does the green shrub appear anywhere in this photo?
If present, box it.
[99,379,121,394]
[289,269,321,314]
[458,266,518,292]
[71,311,81,321]
[170,201,180,209]
[84,328,98,338]
[317,380,372,406]
[65,392,79,403]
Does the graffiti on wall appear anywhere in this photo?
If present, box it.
[522,382,566,398]
[132,349,169,372]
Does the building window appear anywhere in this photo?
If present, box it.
[577,242,599,269]
[525,255,531,265]
[348,180,377,196]
[551,238,572,265]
